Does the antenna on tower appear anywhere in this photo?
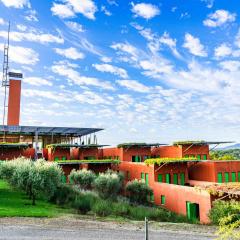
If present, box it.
[1,21,10,141]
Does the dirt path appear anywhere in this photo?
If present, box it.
[0,216,217,240]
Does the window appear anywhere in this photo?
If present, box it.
[62,156,67,160]
[54,157,59,161]
[185,155,189,158]
[144,155,150,160]
[84,156,96,160]
[161,195,165,205]
[224,172,229,183]
[180,173,185,185]
[158,174,163,183]
[173,173,178,185]
[203,155,207,160]
[166,173,171,184]
[197,155,201,160]
[132,156,141,162]
[231,172,236,182]
[217,172,223,183]
[145,173,149,185]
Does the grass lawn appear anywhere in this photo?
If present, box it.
[0,180,71,217]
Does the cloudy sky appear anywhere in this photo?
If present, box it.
[0,0,239,145]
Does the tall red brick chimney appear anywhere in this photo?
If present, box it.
[7,79,21,126]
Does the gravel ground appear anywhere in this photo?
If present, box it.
[0,216,217,240]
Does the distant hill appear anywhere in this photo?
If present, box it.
[220,143,240,150]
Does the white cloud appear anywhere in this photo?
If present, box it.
[214,43,232,58]
[219,61,240,72]
[0,44,39,65]
[25,9,38,22]
[0,18,5,25]
[201,0,214,8]
[234,28,240,48]
[67,0,97,20]
[116,79,150,93]
[0,30,64,44]
[24,77,53,86]
[65,21,84,32]
[101,6,112,16]
[93,63,128,78]
[51,0,97,20]
[51,3,75,19]
[131,3,160,20]
[54,47,85,60]
[203,10,236,27]
[74,91,110,105]
[0,0,30,8]
[16,24,27,31]
[100,56,112,63]
[183,33,207,57]
[51,63,114,90]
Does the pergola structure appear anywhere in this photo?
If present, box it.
[0,125,103,159]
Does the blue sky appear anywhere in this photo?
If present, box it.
[0,0,239,145]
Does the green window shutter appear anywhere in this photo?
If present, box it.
[173,173,178,185]
[231,172,236,182]
[203,155,207,160]
[224,172,229,183]
[145,173,149,185]
[141,172,145,180]
[217,173,223,183]
[238,172,240,182]
[54,156,59,161]
[158,174,163,183]
[180,173,185,185]
[161,195,165,205]
[185,155,189,158]
[197,155,201,160]
[166,173,171,184]
[62,156,67,160]
[186,202,191,219]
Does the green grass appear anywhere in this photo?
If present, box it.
[0,180,71,217]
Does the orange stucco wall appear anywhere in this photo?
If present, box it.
[48,148,70,161]
[7,79,21,126]
[152,146,182,158]
[114,161,212,223]
[182,145,210,159]
[189,161,240,182]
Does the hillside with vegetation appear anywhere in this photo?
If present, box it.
[210,149,240,160]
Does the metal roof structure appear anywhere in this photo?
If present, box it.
[117,143,167,148]
[0,125,103,137]
[46,144,109,149]
[173,140,234,146]
[0,143,29,148]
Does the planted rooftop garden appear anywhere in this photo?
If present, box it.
[144,157,198,165]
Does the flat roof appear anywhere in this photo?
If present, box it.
[117,143,167,148]
[46,144,109,149]
[173,140,234,146]
[0,142,29,148]
[0,125,103,137]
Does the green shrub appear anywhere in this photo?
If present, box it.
[72,194,95,214]
[93,171,122,199]
[209,200,240,225]
[69,169,96,190]
[126,179,153,204]
[50,184,78,205]
[92,199,112,217]
[112,202,130,217]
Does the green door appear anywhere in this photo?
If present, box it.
[186,202,199,220]
[141,172,145,180]
[161,195,165,205]
[158,174,163,182]
[231,172,236,182]
[145,173,149,185]
[180,173,185,185]
[166,173,171,184]
[224,172,229,183]
[217,173,223,183]
[173,173,178,184]
[197,155,201,160]
[238,172,240,182]
[203,155,207,160]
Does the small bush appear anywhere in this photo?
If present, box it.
[72,194,93,214]
[126,179,153,205]
[93,171,122,199]
[92,199,112,217]
[209,200,240,225]
[50,184,78,205]
[69,169,96,190]
[112,202,130,217]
